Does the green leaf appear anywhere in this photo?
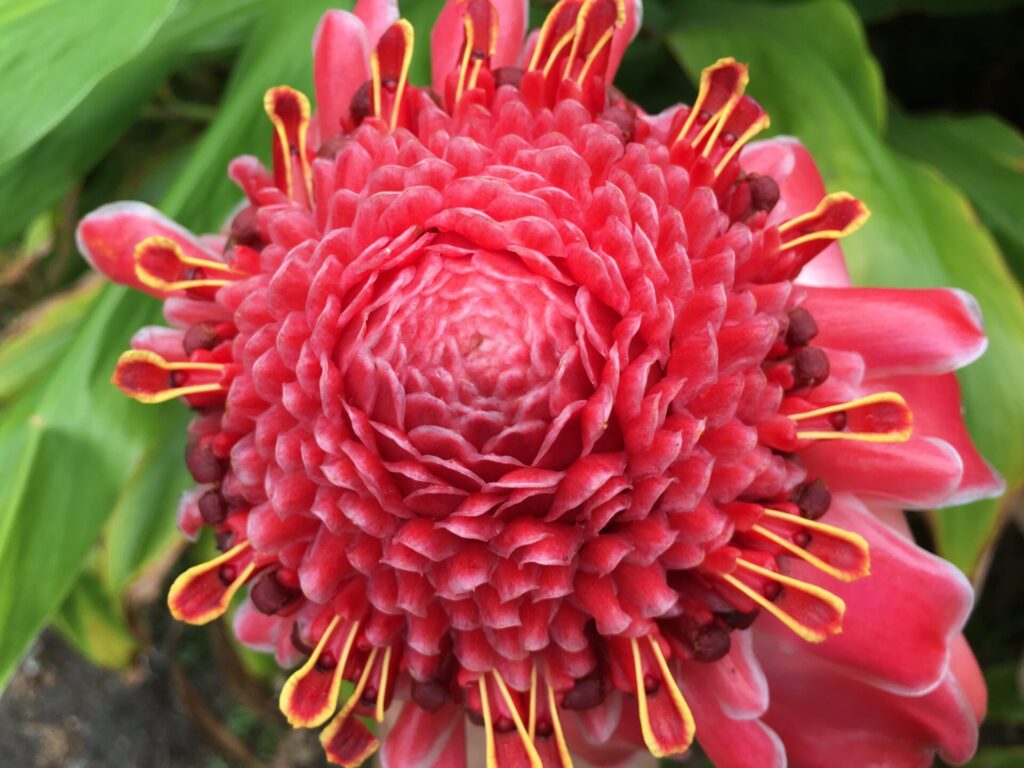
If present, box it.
[162,0,347,230]
[53,569,138,670]
[102,414,190,595]
[665,0,1024,576]
[0,0,349,690]
[983,660,1024,725]
[0,0,260,243]
[888,110,1024,279]
[965,747,1024,768]
[0,277,102,403]
[0,0,178,166]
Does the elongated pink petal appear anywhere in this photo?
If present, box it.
[761,656,979,768]
[949,634,987,725]
[801,435,964,508]
[313,11,372,139]
[742,136,851,287]
[76,202,215,298]
[431,0,466,94]
[678,631,768,720]
[354,0,400,46]
[874,373,1004,505]
[493,0,529,68]
[380,703,466,768]
[802,286,987,376]
[759,493,974,696]
[680,676,785,768]
[606,0,643,83]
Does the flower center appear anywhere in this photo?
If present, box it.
[342,242,579,471]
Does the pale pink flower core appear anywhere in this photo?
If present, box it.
[77,1,999,766]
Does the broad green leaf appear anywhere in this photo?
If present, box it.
[0,0,178,165]
[163,0,346,230]
[102,414,190,595]
[966,748,1024,768]
[888,110,1024,278]
[401,0,444,88]
[984,660,1024,725]
[0,277,102,403]
[0,0,348,690]
[0,0,260,243]
[666,0,1024,576]
[53,569,137,670]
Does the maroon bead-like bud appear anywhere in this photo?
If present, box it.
[230,206,263,249]
[718,610,759,630]
[412,678,450,712]
[748,174,780,213]
[493,67,524,89]
[792,346,830,389]
[561,673,605,711]
[198,489,228,524]
[793,478,832,520]
[785,307,819,347]
[250,571,299,615]
[186,440,224,483]
[689,624,732,663]
[350,81,372,125]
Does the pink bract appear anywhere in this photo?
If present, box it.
[77,1,1000,766]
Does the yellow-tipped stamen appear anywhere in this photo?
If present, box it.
[478,677,499,768]
[492,670,543,768]
[723,559,846,643]
[630,637,694,758]
[673,58,744,147]
[792,391,912,444]
[778,192,870,249]
[527,663,539,740]
[456,17,473,101]
[545,677,575,767]
[167,541,254,625]
[714,112,771,176]
[390,20,414,131]
[370,47,383,121]
[564,0,607,79]
[133,235,240,292]
[693,77,748,157]
[751,522,870,582]
[113,349,226,404]
[573,0,626,84]
[646,637,696,749]
[542,27,578,78]
[375,645,393,723]
[575,26,616,85]
[279,618,358,728]
[263,87,313,203]
[318,647,380,754]
[528,0,573,72]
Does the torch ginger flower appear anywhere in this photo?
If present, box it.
[77,0,1000,766]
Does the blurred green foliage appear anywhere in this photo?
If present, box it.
[0,0,1021,764]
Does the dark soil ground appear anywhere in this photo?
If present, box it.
[0,630,327,768]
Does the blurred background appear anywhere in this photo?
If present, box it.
[0,0,1022,766]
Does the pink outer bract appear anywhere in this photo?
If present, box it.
[77,1,999,766]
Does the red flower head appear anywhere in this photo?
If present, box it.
[78,1,1001,766]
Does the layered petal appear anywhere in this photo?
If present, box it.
[758,493,974,695]
[742,136,850,287]
[802,286,987,377]
[76,202,215,298]
[875,373,1004,505]
[761,654,980,768]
